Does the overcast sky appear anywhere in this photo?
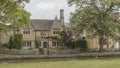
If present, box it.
[25,0,75,22]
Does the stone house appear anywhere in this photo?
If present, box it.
[15,9,65,49]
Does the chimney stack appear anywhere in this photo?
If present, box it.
[60,9,65,27]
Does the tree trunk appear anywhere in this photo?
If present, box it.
[119,42,120,50]
[99,37,104,52]
[106,38,109,49]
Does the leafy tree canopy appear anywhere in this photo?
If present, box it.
[68,0,120,52]
[0,0,30,34]
[68,0,120,39]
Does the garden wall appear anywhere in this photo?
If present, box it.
[44,49,80,55]
[0,49,39,55]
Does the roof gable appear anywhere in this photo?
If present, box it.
[51,16,62,29]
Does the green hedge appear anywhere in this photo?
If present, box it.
[9,34,22,49]
[0,42,2,49]
[39,48,44,54]
[9,35,14,49]
[74,39,88,52]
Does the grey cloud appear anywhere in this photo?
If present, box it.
[25,0,75,22]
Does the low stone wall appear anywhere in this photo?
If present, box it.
[48,49,80,55]
[0,49,39,55]
[0,49,80,55]
[0,52,120,63]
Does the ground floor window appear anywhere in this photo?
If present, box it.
[43,42,48,48]
[23,41,32,48]
[52,41,58,47]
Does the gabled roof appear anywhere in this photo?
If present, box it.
[30,19,54,30]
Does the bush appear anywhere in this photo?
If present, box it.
[0,42,2,49]
[74,39,88,52]
[58,45,69,50]
[39,48,44,54]
[35,40,41,48]
[8,35,14,49]
[2,43,9,49]
[9,34,22,49]
[14,34,22,49]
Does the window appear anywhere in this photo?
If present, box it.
[23,42,26,47]
[23,41,32,47]
[53,29,59,34]
[43,42,48,48]
[41,32,47,36]
[15,28,20,34]
[23,29,30,34]
[52,41,58,47]
[27,41,32,47]
[16,29,20,34]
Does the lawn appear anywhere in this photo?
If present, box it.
[0,59,120,68]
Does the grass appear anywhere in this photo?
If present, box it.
[0,59,120,68]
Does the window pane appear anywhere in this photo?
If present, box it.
[23,41,26,47]
[27,41,32,47]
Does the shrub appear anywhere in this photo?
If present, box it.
[0,42,2,49]
[35,40,41,48]
[8,34,22,49]
[39,48,44,54]
[13,34,22,49]
[2,43,9,49]
[74,39,88,52]
[8,35,14,49]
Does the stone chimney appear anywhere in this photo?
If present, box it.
[60,9,65,27]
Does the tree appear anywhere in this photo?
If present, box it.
[8,35,14,49]
[0,0,30,35]
[68,0,120,52]
[59,31,67,46]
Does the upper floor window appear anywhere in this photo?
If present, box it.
[15,29,20,34]
[23,29,30,34]
[41,32,47,36]
[53,29,59,34]
[14,28,20,34]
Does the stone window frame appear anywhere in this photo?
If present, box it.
[53,29,59,35]
[41,32,47,36]
[23,29,30,34]
[23,41,32,47]
[52,41,58,47]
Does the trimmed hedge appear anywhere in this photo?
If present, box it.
[14,34,22,49]
[9,34,22,49]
